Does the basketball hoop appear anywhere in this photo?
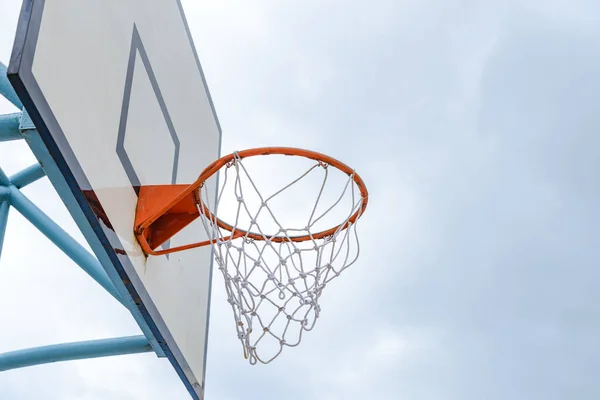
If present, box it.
[134,147,369,364]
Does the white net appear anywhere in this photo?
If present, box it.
[197,151,365,364]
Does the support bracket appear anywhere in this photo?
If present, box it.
[0,336,152,372]
[134,184,202,255]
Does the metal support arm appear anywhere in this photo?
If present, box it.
[0,113,22,142]
[0,62,23,110]
[0,335,152,371]
[9,163,45,188]
[7,186,124,304]
[0,200,9,259]
[0,166,9,187]
[0,161,123,306]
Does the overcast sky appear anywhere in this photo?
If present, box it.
[1,0,600,399]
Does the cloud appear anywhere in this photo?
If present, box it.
[1,0,600,399]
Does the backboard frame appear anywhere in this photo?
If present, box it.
[8,0,222,398]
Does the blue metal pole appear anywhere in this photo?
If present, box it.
[9,163,45,188]
[0,335,152,371]
[0,113,22,142]
[0,62,23,110]
[0,200,9,260]
[0,166,9,186]
[8,186,124,305]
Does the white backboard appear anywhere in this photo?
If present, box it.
[8,1,221,398]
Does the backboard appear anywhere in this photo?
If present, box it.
[8,0,221,398]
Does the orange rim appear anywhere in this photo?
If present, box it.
[191,147,369,243]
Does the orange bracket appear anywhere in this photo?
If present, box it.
[134,184,204,256]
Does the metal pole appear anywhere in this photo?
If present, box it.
[0,113,22,142]
[9,163,45,188]
[0,335,152,371]
[0,62,23,110]
[0,200,9,260]
[0,166,9,186]
[8,186,124,305]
